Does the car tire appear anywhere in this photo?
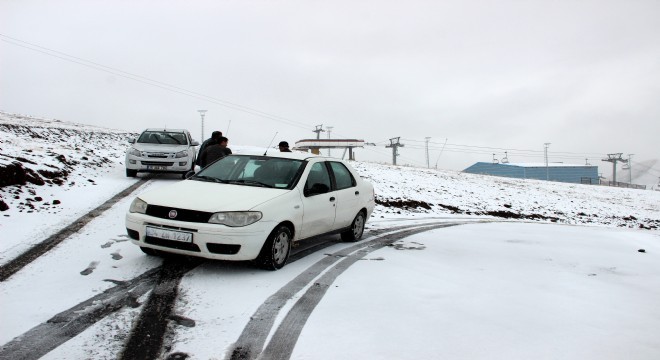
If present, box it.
[140,246,159,256]
[341,211,366,242]
[126,169,138,177]
[256,225,292,270]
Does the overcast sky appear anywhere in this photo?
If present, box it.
[1,0,659,175]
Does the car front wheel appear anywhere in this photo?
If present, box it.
[256,225,292,270]
[341,211,366,242]
[126,169,138,177]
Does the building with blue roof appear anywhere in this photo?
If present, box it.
[463,162,599,184]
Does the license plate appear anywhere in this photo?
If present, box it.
[147,165,167,170]
[146,226,192,242]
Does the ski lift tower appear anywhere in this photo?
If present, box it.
[602,153,627,184]
[386,137,404,165]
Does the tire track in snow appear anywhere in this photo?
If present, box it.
[0,217,482,359]
[119,257,203,360]
[0,267,161,360]
[228,221,470,360]
[0,178,150,282]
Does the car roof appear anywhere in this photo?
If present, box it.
[143,128,189,133]
[233,148,340,162]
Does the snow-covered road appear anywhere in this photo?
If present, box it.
[1,170,658,359]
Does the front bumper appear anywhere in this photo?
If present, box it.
[125,156,192,172]
[126,212,274,261]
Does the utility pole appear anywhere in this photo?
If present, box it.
[544,143,551,180]
[198,110,207,140]
[601,153,627,184]
[313,125,325,139]
[327,126,333,156]
[386,137,404,165]
[425,137,431,168]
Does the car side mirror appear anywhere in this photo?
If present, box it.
[304,183,330,196]
[191,141,200,146]
[128,138,136,144]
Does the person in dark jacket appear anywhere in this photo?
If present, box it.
[196,131,222,166]
[278,141,292,152]
[200,136,232,167]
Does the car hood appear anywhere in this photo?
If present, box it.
[138,179,290,212]
[131,143,190,152]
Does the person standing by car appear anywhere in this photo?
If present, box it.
[278,141,292,152]
[200,136,232,167]
[196,131,222,166]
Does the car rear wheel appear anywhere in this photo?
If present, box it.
[341,211,366,242]
[256,225,292,270]
[126,169,138,177]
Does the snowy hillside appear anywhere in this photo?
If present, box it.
[357,162,660,230]
[1,111,659,232]
[0,111,137,213]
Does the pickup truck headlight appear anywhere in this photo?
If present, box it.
[128,148,141,157]
[129,198,148,214]
[175,150,188,158]
[208,211,262,227]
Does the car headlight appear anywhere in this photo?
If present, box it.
[129,198,148,214]
[175,150,188,158]
[128,148,141,157]
[208,211,262,227]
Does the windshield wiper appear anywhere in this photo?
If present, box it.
[191,175,227,183]
[164,133,183,144]
[228,179,272,188]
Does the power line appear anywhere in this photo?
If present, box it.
[0,33,314,131]
[402,143,603,161]
[401,138,608,156]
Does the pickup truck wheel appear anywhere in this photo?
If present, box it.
[256,225,292,270]
[341,211,366,242]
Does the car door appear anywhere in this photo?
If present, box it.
[299,161,337,239]
[328,161,360,229]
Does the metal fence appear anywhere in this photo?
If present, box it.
[600,181,647,190]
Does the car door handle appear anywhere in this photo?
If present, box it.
[355,191,360,195]
[329,197,336,202]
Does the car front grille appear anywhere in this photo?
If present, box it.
[147,153,171,158]
[146,205,213,223]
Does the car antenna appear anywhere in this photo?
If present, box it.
[264,132,278,155]
[225,119,231,136]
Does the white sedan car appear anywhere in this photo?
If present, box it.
[125,151,375,269]
[125,128,199,178]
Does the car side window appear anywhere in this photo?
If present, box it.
[304,162,332,195]
[329,162,356,190]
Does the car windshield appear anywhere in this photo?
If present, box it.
[192,155,305,189]
[137,131,188,145]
